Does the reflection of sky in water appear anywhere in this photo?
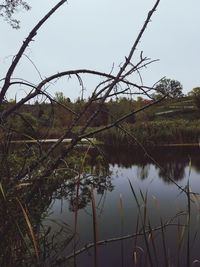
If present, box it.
[45,148,200,266]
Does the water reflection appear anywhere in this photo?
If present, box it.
[1,144,200,266]
[137,164,150,180]
[56,173,113,212]
[0,144,112,266]
[103,145,200,182]
[157,162,186,182]
[48,145,200,267]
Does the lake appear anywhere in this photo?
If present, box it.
[44,146,200,267]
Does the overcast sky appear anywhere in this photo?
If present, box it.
[1,0,200,101]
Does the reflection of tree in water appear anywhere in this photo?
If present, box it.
[0,165,113,266]
[103,145,200,183]
[56,173,113,212]
[137,164,150,180]
[50,149,114,212]
[190,158,200,173]
[156,162,186,183]
[0,143,113,266]
[1,143,200,265]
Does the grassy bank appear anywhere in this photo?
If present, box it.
[95,120,200,146]
[7,119,200,147]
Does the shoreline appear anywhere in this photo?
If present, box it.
[8,139,200,148]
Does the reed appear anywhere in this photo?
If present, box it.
[177,217,182,267]
[160,218,168,267]
[0,182,6,200]
[95,120,200,146]
[2,131,200,266]
[186,180,191,267]
[148,220,159,267]
[133,212,140,266]
[91,186,98,267]
[16,198,39,262]
[128,180,153,267]
[119,193,124,267]
[126,176,200,267]
[73,144,92,264]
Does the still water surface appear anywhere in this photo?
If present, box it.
[45,146,200,267]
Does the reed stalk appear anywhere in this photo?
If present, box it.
[91,186,98,267]
[16,198,39,262]
[148,220,159,267]
[186,180,191,267]
[128,180,153,267]
[0,182,6,200]
[73,144,91,265]
[119,193,124,267]
[160,218,168,267]
[133,213,140,266]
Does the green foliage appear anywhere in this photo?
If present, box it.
[96,120,200,146]
[155,78,183,98]
[108,97,135,124]
[7,112,39,138]
[17,112,38,136]
[54,92,71,105]
[3,96,200,142]
[188,87,200,97]
[194,96,200,109]
[188,87,200,109]
[38,113,50,127]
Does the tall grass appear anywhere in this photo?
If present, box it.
[16,198,39,262]
[73,144,92,265]
[119,193,124,267]
[186,181,191,267]
[95,120,200,146]
[128,180,153,267]
[91,186,98,267]
[2,132,200,266]
[125,179,200,267]
[63,180,200,267]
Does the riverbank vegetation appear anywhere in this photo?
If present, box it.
[96,119,200,146]
[3,95,200,146]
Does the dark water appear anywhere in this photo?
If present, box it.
[45,146,200,267]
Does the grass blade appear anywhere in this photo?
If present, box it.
[16,198,39,262]
[186,180,191,267]
[148,220,158,267]
[91,186,98,267]
[128,179,153,267]
[0,182,6,200]
[119,193,124,267]
[160,218,168,267]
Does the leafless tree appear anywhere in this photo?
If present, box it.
[0,1,167,264]
[0,0,163,182]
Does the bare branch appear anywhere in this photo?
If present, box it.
[0,0,67,104]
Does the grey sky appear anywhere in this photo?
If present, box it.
[1,0,200,101]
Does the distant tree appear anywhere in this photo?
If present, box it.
[188,87,200,97]
[155,78,183,98]
[53,92,74,127]
[54,91,70,105]
[188,87,200,109]
[0,0,31,28]
[137,96,143,102]
[66,97,71,103]
[8,98,16,104]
